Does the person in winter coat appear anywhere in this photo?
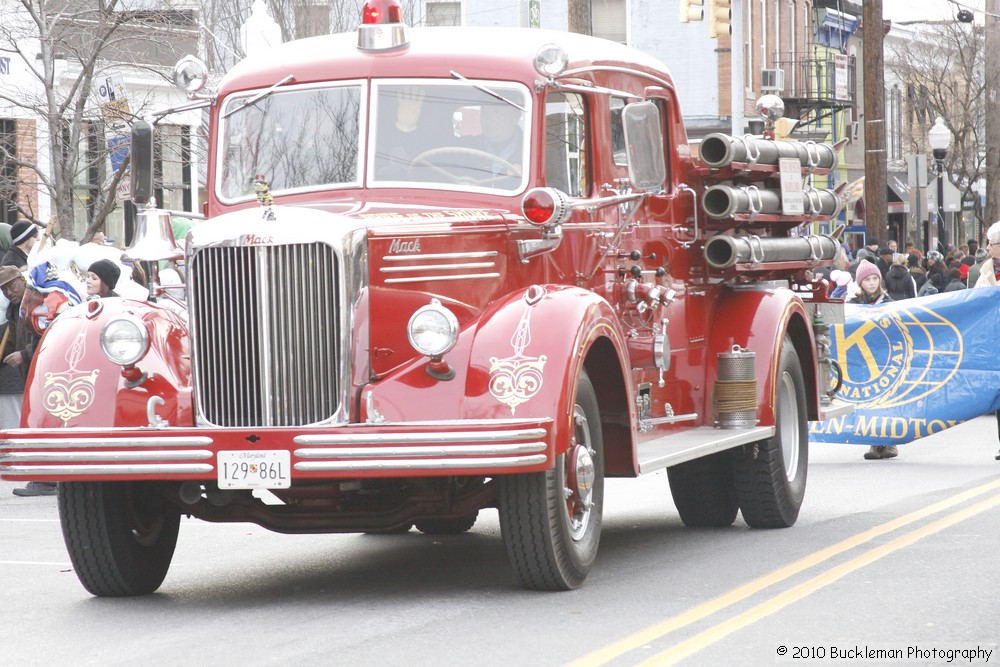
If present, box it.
[875,246,894,278]
[849,260,893,306]
[942,267,967,292]
[85,259,121,299]
[924,250,948,285]
[1,220,38,268]
[907,253,927,293]
[972,222,1000,461]
[0,266,57,496]
[884,254,916,300]
[967,248,989,287]
[851,261,896,461]
[958,255,977,283]
[828,269,851,299]
[918,271,944,297]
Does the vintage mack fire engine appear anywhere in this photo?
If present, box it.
[0,1,850,596]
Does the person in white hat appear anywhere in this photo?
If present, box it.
[972,221,1000,461]
[973,221,1000,288]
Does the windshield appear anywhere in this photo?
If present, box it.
[216,78,529,201]
[369,81,528,190]
[370,80,529,192]
[219,82,364,201]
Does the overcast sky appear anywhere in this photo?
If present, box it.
[881,0,983,22]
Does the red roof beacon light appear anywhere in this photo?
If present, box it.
[521,187,573,227]
[358,0,409,51]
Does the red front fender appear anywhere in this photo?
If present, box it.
[22,299,192,429]
[363,285,631,456]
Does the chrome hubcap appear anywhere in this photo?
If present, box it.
[565,406,595,541]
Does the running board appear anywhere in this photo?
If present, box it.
[636,425,774,474]
[818,400,854,421]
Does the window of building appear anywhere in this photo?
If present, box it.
[592,0,626,44]
[545,92,589,197]
[745,2,754,94]
[426,0,460,26]
[295,3,331,37]
[0,119,16,225]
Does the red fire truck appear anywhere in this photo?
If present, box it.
[1,1,850,596]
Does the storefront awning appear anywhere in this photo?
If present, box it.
[842,175,910,214]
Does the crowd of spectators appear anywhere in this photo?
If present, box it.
[820,237,988,303]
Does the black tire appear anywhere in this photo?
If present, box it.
[414,511,479,535]
[498,369,604,591]
[58,482,181,597]
[667,452,738,527]
[731,336,808,528]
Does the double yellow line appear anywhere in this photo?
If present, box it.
[569,478,1000,667]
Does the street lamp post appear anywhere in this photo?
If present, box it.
[928,117,952,253]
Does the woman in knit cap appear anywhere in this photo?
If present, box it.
[848,260,892,305]
[849,260,896,461]
[86,259,120,299]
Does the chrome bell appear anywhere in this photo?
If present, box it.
[124,208,183,263]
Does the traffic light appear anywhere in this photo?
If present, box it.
[680,0,704,23]
[707,0,731,38]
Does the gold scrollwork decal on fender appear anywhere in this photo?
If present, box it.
[43,369,100,426]
[488,288,547,414]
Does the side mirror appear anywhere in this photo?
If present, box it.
[130,120,155,206]
[622,101,667,193]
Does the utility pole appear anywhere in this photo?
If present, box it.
[862,0,888,244]
[985,0,1000,232]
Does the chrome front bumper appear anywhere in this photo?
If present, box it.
[0,418,554,481]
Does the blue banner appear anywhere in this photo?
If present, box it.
[107,134,130,172]
[810,287,1000,446]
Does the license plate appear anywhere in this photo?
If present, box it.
[217,450,291,489]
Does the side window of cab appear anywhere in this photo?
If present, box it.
[610,97,627,166]
[544,92,589,197]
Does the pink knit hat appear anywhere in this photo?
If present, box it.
[829,269,851,287]
[854,260,881,285]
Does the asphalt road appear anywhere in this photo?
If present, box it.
[2,415,999,666]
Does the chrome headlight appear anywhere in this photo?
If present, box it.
[100,315,150,366]
[407,299,458,358]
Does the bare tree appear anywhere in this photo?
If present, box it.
[886,20,986,243]
[194,0,423,73]
[0,1,197,241]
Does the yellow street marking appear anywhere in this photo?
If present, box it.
[568,478,1000,667]
[639,492,1000,666]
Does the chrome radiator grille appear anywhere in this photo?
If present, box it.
[189,243,340,427]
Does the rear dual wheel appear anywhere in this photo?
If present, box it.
[498,369,604,590]
[731,336,809,528]
[668,452,738,527]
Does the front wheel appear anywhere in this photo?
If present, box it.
[59,482,181,596]
[731,336,808,528]
[498,369,604,590]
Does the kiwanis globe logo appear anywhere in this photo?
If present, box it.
[834,302,963,409]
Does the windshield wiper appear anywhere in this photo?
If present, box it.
[222,74,297,119]
[449,70,525,112]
